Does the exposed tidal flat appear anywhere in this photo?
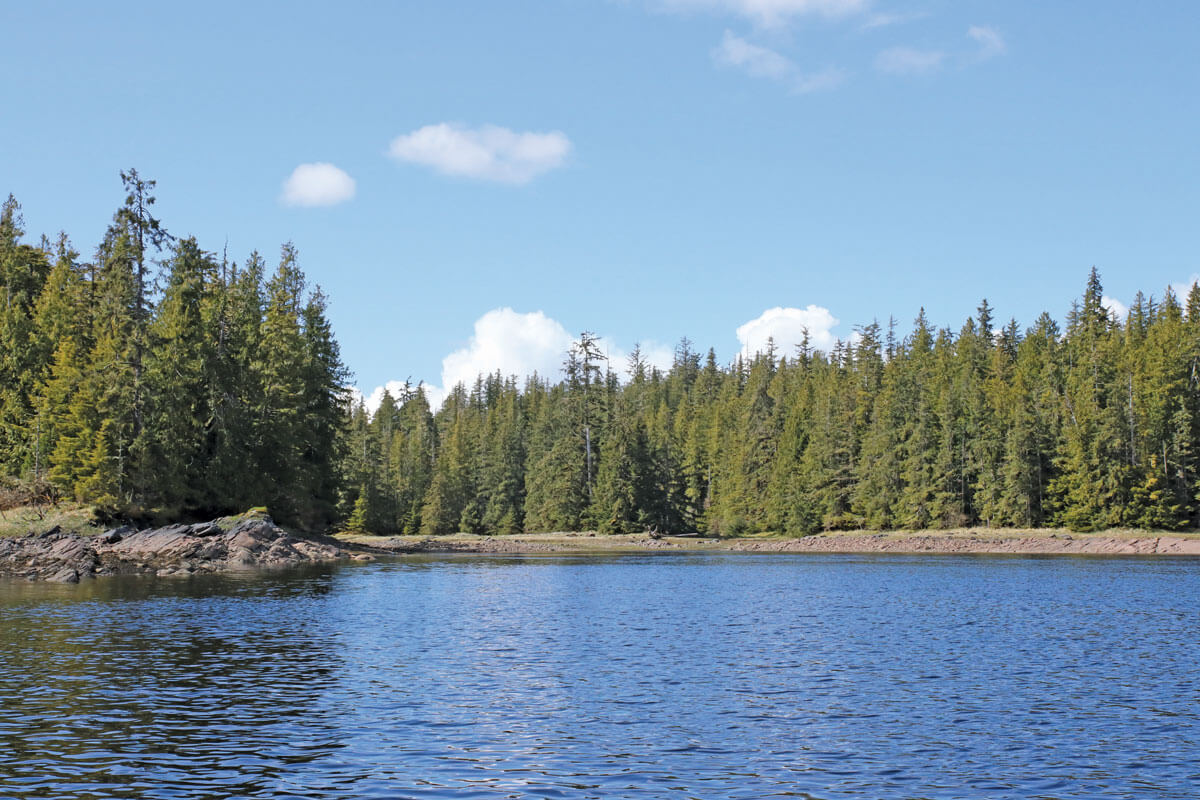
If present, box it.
[2,553,1199,799]
[8,511,1200,586]
[343,528,1200,556]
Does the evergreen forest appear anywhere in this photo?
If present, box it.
[0,176,347,529]
[4,176,1200,535]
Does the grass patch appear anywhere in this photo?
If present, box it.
[0,503,102,538]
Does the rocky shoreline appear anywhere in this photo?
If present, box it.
[6,523,1198,583]
[0,517,349,583]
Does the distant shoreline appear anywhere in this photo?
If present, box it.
[340,529,1200,557]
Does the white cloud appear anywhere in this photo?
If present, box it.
[736,305,842,357]
[713,30,793,79]
[357,380,437,416]
[388,123,571,185]
[1101,295,1129,321]
[661,0,868,27]
[441,308,575,394]
[362,309,572,413]
[713,31,846,92]
[861,11,921,29]
[967,25,1006,60]
[280,163,356,207]
[875,46,945,75]
[360,309,680,412]
[794,67,847,93]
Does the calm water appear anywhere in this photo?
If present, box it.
[1,553,1198,799]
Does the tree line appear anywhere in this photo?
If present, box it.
[4,175,1199,534]
[345,274,1200,536]
[0,175,348,528]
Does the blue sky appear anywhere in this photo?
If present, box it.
[2,1,1197,406]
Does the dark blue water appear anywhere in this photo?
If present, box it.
[1,553,1198,799]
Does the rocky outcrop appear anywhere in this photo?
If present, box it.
[0,517,344,583]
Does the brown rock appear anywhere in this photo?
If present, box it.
[2,517,345,581]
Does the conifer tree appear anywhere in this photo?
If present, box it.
[297,288,350,527]
[253,244,310,523]
[0,197,51,474]
[1051,271,1130,530]
[116,170,171,503]
[797,352,858,531]
[593,391,655,533]
[342,401,383,532]
[892,310,940,528]
[420,385,476,535]
[480,379,526,534]
[139,237,215,511]
[204,252,266,511]
[71,227,138,508]
[393,385,436,533]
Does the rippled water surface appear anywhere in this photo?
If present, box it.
[2,553,1199,799]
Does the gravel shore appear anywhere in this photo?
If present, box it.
[340,529,1200,556]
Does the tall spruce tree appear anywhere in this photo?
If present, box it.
[139,237,215,511]
[0,197,51,474]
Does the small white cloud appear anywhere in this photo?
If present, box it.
[794,67,847,93]
[737,305,842,357]
[713,30,794,79]
[967,25,1006,60]
[280,163,356,207]
[713,31,847,92]
[388,123,571,185]
[876,46,945,75]
[1101,295,1129,321]
[861,11,922,29]
[662,0,868,27]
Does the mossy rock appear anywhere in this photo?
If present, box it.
[215,507,272,531]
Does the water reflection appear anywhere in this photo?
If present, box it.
[0,568,345,799]
[2,554,1199,799]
